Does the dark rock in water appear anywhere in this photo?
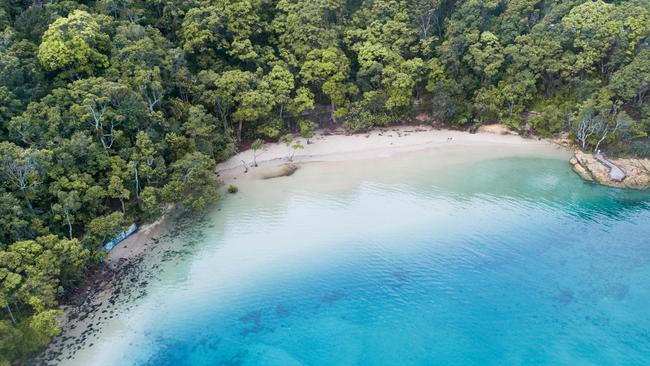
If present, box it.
[240,323,264,336]
[392,270,411,282]
[553,289,575,304]
[239,309,263,323]
[239,309,265,336]
[31,208,218,365]
[261,164,299,179]
[602,283,628,301]
[321,290,346,304]
[274,304,290,317]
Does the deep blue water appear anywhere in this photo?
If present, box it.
[77,157,650,365]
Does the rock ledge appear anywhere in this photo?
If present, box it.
[570,150,650,189]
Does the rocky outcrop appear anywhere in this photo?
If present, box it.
[260,163,299,179]
[570,150,650,189]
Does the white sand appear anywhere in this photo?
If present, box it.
[217,125,563,182]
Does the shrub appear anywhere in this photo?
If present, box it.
[528,105,569,137]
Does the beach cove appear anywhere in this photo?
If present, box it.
[37,126,650,365]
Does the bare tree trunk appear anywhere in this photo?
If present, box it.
[594,130,608,153]
[594,120,621,152]
[23,193,35,214]
[133,166,140,200]
[238,120,243,142]
[637,89,647,107]
[65,211,73,239]
[330,102,337,123]
[6,304,16,325]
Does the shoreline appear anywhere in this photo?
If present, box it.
[570,149,650,190]
[216,124,563,183]
[35,207,196,365]
[103,124,561,273]
[39,124,570,364]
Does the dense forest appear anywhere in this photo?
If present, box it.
[0,0,648,363]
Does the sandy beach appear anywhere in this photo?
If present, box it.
[37,124,572,365]
[110,124,565,264]
[216,125,563,182]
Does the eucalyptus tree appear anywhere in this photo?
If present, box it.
[37,10,111,79]
[300,48,355,122]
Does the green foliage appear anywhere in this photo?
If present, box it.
[138,186,162,223]
[298,120,317,140]
[528,106,569,137]
[85,212,129,248]
[264,65,294,116]
[341,104,397,131]
[227,185,239,194]
[300,47,355,120]
[181,0,263,65]
[465,31,504,82]
[280,133,304,161]
[251,138,264,166]
[0,87,21,134]
[287,87,315,116]
[162,152,220,210]
[273,0,345,65]
[561,1,619,74]
[251,139,264,151]
[1,0,650,362]
[37,10,111,79]
[0,234,88,361]
[341,91,401,131]
[609,49,650,107]
[256,118,283,140]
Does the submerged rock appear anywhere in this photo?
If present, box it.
[570,150,650,189]
[260,163,299,179]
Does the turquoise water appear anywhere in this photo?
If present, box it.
[68,155,650,365]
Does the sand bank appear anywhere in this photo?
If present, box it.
[217,125,564,183]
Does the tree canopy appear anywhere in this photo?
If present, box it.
[0,0,649,362]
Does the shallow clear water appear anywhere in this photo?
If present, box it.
[66,152,650,366]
